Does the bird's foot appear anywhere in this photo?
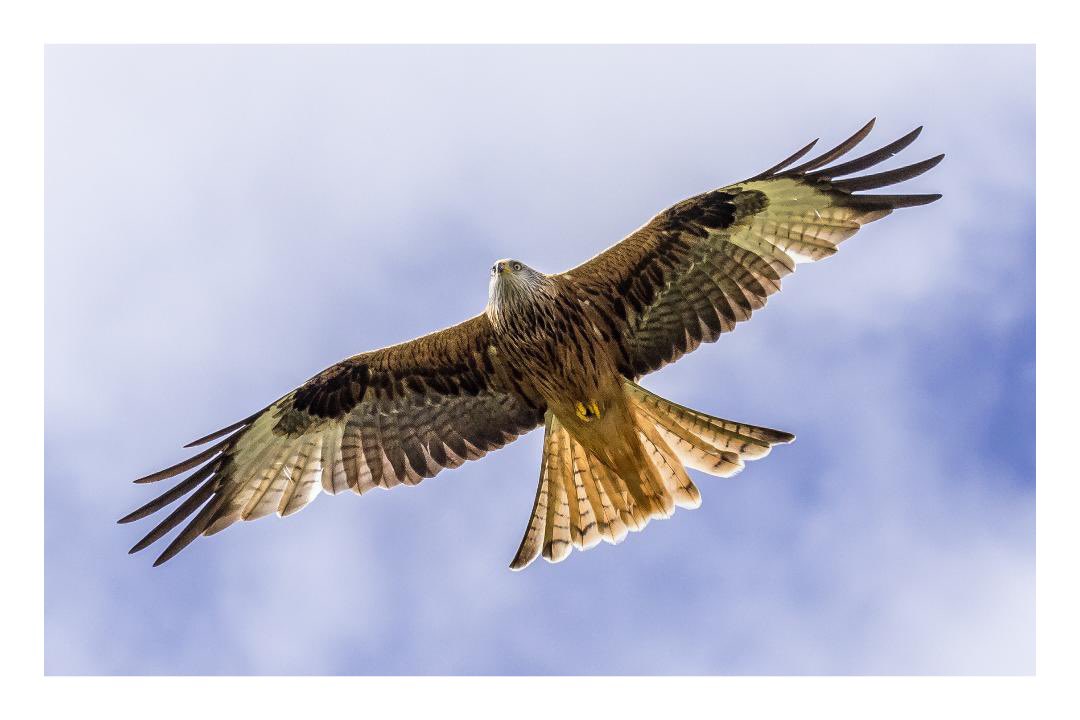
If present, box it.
[575,400,602,422]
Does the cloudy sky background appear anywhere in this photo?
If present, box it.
[45,45,1034,675]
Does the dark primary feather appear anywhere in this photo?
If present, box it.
[807,126,924,180]
[830,154,945,192]
[132,436,234,484]
[183,412,262,448]
[785,118,877,174]
[747,137,819,180]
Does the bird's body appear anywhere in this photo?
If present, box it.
[121,119,943,569]
[487,268,619,432]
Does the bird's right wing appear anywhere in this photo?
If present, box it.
[119,313,546,566]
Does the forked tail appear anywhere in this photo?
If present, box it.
[509,381,794,570]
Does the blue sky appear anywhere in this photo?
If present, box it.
[45,45,1034,675]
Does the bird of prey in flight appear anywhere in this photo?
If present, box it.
[121,119,942,569]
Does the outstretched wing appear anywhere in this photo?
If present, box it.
[120,313,546,566]
[564,119,943,378]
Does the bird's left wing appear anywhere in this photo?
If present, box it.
[562,119,943,378]
[120,313,546,565]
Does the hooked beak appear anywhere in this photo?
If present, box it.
[497,262,511,275]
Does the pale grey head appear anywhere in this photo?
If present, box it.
[486,258,551,326]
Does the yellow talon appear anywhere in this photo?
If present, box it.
[575,400,601,422]
[576,401,589,421]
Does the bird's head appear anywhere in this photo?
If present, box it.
[491,258,529,279]
[486,258,549,323]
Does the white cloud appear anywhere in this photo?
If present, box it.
[46,45,1033,675]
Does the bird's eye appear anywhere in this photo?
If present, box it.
[512,262,522,272]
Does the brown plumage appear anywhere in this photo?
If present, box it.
[120,119,942,568]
